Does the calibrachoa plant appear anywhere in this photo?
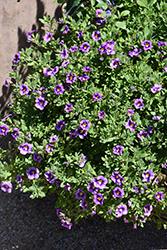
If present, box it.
[0,0,167,230]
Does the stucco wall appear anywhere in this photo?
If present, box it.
[0,0,62,114]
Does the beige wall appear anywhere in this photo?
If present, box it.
[0,0,61,114]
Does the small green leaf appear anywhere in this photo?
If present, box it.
[121,10,130,17]
[115,21,126,30]
[91,0,96,7]
[137,0,148,7]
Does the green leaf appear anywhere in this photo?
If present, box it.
[137,0,148,7]
[115,21,126,30]
[91,0,96,7]
[148,0,157,5]
[95,2,108,10]
[121,10,130,17]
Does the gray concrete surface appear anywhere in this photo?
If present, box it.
[0,0,61,114]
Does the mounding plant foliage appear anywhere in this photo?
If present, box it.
[0,0,167,229]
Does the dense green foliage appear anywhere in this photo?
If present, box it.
[0,0,167,229]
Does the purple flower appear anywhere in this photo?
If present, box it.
[50,135,58,143]
[13,53,20,64]
[33,152,42,163]
[58,39,64,45]
[11,128,19,139]
[110,58,120,68]
[115,204,128,218]
[93,176,108,189]
[128,200,132,207]
[113,187,124,198]
[5,77,10,87]
[50,66,59,76]
[61,219,72,230]
[110,171,122,185]
[43,68,52,78]
[66,73,77,84]
[163,162,167,169]
[35,97,48,110]
[155,192,164,201]
[93,193,104,205]
[106,10,111,16]
[20,84,29,95]
[151,83,162,93]
[18,142,32,155]
[133,186,139,193]
[83,66,91,72]
[26,167,40,180]
[113,145,123,155]
[131,86,135,90]
[56,120,65,131]
[78,75,90,82]
[93,92,102,101]
[87,181,99,194]
[61,49,69,59]
[80,200,88,211]
[91,210,96,215]
[91,30,102,41]
[96,9,103,18]
[79,154,87,168]
[54,84,64,95]
[75,189,86,200]
[0,125,9,136]
[134,99,144,109]
[56,208,66,218]
[70,129,77,139]
[61,60,70,67]
[43,32,52,42]
[127,109,135,117]
[98,44,107,54]
[80,42,91,53]
[80,120,90,130]
[98,111,105,120]
[157,41,167,47]
[78,31,83,38]
[141,40,153,50]
[164,66,167,72]
[144,204,153,217]
[1,113,12,122]
[152,116,161,120]
[62,25,69,34]
[62,183,71,191]
[69,46,78,53]
[125,119,137,132]
[45,170,56,183]
[142,169,155,183]
[45,144,54,153]
[1,181,13,193]
[137,131,148,142]
[77,126,87,139]
[26,30,35,41]
[16,174,22,183]
[64,103,73,113]
[106,45,115,55]
[158,51,167,59]
[39,87,46,96]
